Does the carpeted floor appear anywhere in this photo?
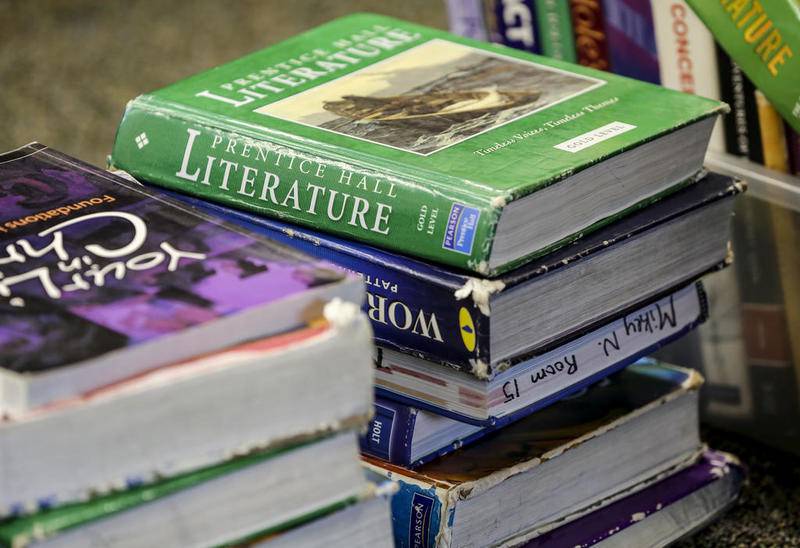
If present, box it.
[2,1,798,545]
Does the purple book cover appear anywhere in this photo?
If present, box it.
[601,0,660,84]
[523,450,744,547]
[0,144,348,377]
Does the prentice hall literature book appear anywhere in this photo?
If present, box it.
[111,13,724,275]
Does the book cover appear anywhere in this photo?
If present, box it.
[686,0,800,134]
[111,13,724,275]
[652,0,725,151]
[0,143,355,412]
[602,0,660,84]
[570,0,611,70]
[534,0,577,61]
[166,173,740,374]
[364,362,703,548]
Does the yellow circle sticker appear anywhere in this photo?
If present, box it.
[459,307,476,352]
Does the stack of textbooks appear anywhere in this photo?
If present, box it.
[104,13,749,546]
[0,144,394,547]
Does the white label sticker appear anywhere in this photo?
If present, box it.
[554,121,637,153]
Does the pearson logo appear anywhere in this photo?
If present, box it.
[459,307,477,352]
[409,493,435,548]
[442,203,480,255]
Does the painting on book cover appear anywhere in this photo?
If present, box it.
[0,147,344,374]
[256,39,605,155]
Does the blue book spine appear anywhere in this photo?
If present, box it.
[488,0,542,53]
[163,189,491,371]
[387,480,448,548]
[360,400,416,464]
[602,0,660,83]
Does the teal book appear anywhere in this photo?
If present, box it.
[111,13,724,275]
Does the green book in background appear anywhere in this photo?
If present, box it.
[111,13,724,275]
[687,0,800,134]
[534,0,577,62]
[0,434,368,548]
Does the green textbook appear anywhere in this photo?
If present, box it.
[111,13,724,274]
[688,0,800,134]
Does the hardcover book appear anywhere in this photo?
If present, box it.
[521,450,744,547]
[0,143,361,414]
[111,13,724,275]
[164,172,740,376]
[687,0,800,134]
[363,362,705,548]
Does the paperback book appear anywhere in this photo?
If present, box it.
[111,13,724,275]
[0,143,361,415]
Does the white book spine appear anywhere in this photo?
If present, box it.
[651,0,724,151]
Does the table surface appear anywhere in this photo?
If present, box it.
[2,1,798,545]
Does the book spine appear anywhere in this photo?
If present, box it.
[387,480,448,548]
[483,0,542,53]
[786,123,800,175]
[445,0,490,41]
[756,90,790,172]
[360,401,416,464]
[111,99,500,273]
[569,0,611,70]
[651,0,723,150]
[716,47,751,157]
[167,191,494,372]
[534,0,578,61]
[744,78,764,164]
[602,0,660,84]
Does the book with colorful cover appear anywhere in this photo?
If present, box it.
[111,12,725,275]
[165,173,740,376]
[363,362,705,547]
[601,0,660,84]
[0,143,360,415]
[687,0,800,134]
